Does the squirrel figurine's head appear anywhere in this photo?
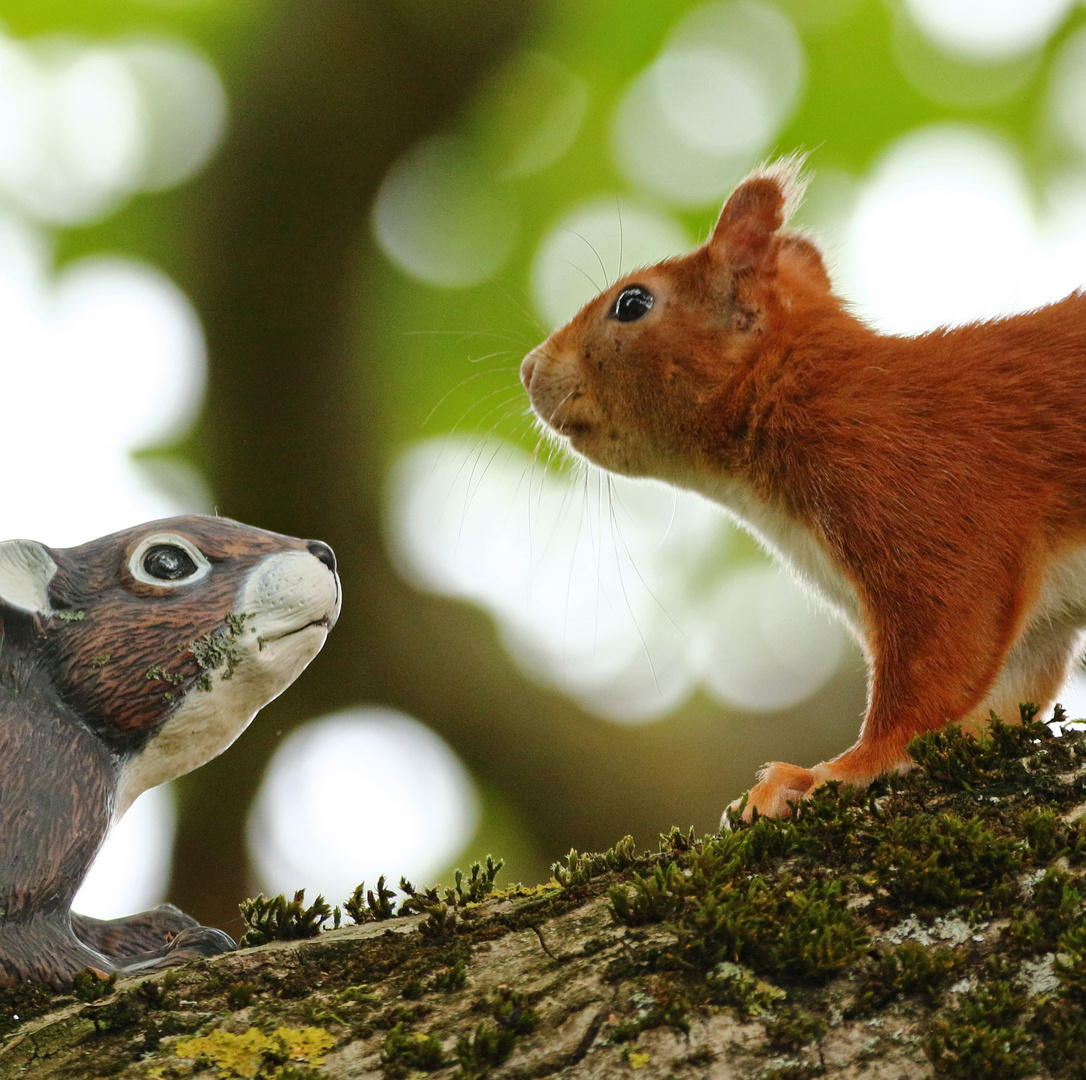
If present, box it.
[521,157,838,482]
[0,515,341,818]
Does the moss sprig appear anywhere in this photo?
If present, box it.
[239,889,332,946]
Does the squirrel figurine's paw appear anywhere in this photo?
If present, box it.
[120,925,237,974]
[163,926,237,963]
[723,761,818,824]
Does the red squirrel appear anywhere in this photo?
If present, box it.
[520,156,1086,819]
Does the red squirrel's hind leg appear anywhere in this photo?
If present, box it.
[964,621,1083,731]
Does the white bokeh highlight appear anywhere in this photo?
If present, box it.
[836,125,1086,336]
[0,215,208,545]
[388,438,846,721]
[903,0,1071,62]
[372,134,519,288]
[116,38,227,192]
[0,30,225,224]
[531,199,688,328]
[703,566,845,712]
[248,709,480,903]
[479,51,588,181]
[612,0,803,206]
[73,785,177,919]
[1048,26,1086,159]
[0,25,223,921]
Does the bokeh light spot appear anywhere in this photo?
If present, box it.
[839,126,1039,335]
[612,0,803,206]
[74,784,176,919]
[0,228,209,543]
[472,51,588,181]
[903,0,1071,62]
[372,135,519,288]
[248,709,480,901]
[1048,27,1086,160]
[0,29,226,224]
[389,437,850,723]
[891,8,1039,108]
[702,566,845,711]
[117,38,227,191]
[531,199,687,328]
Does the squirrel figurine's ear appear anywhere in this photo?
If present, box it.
[709,158,807,274]
[0,540,57,616]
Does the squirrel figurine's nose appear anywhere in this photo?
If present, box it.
[306,540,337,574]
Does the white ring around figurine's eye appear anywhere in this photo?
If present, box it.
[128,533,212,588]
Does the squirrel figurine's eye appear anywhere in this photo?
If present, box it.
[610,285,654,323]
[128,533,212,588]
[143,545,198,581]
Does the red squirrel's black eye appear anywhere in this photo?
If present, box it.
[142,545,198,581]
[610,285,654,323]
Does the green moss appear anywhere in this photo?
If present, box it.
[0,981,56,1037]
[227,981,261,1009]
[55,609,85,622]
[860,942,962,1009]
[452,1022,518,1079]
[183,612,254,688]
[345,876,397,923]
[71,968,117,1002]
[448,856,504,904]
[763,1007,827,1053]
[1004,866,1083,956]
[608,983,691,1042]
[380,1022,446,1078]
[926,972,1035,1080]
[610,855,867,983]
[144,663,184,686]
[869,813,1024,913]
[704,961,786,1015]
[553,834,637,888]
[486,985,540,1036]
[240,890,332,946]
[429,958,468,992]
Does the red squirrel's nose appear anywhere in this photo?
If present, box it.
[520,352,536,392]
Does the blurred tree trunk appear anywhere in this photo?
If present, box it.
[177,0,545,929]
[176,0,864,936]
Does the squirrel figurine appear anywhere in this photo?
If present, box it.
[0,514,340,987]
[521,157,1086,820]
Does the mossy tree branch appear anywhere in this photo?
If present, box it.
[5,713,1086,1079]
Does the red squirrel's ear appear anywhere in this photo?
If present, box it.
[778,233,831,292]
[709,157,807,274]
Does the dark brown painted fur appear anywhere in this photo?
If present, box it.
[0,515,336,987]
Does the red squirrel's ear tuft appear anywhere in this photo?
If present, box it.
[709,154,809,273]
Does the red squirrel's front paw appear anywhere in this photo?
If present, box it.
[722,761,817,825]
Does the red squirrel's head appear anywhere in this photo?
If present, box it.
[521,158,838,481]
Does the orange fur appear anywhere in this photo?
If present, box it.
[521,159,1086,820]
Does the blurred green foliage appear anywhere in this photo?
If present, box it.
[4,0,1085,932]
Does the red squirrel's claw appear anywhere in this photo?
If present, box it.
[722,746,918,827]
[723,761,818,825]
